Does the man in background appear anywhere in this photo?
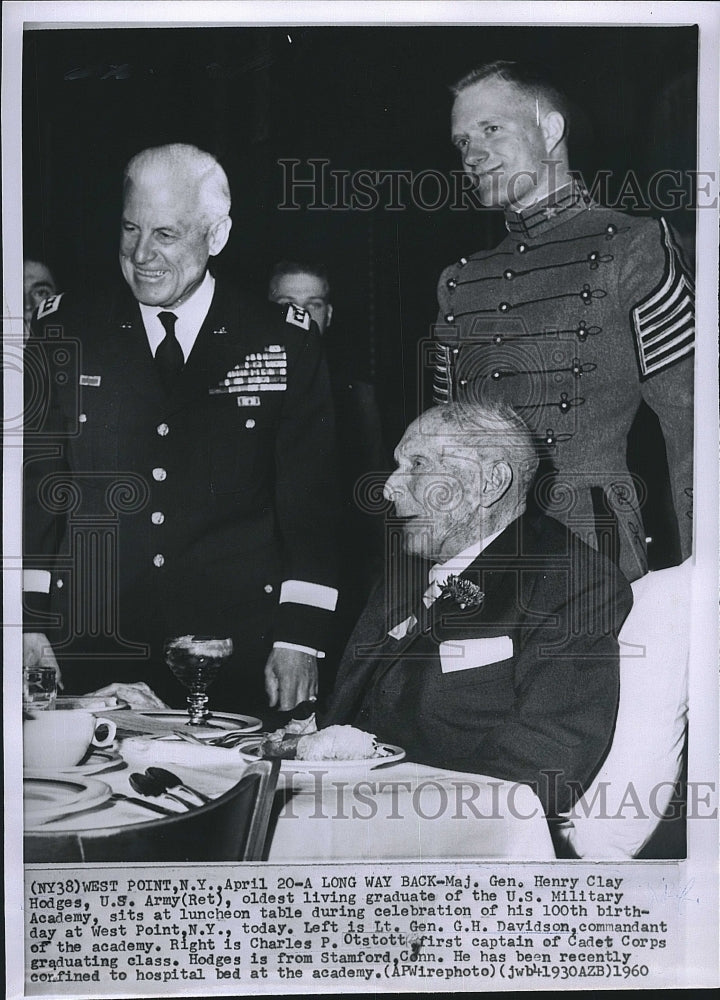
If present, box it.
[24,144,338,718]
[269,260,388,677]
[23,258,56,339]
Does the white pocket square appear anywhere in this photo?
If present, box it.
[439,635,513,673]
[388,615,418,640]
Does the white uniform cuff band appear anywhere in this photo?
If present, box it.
[278,580,338,611]
[273,641,325,659]
[23,569,51,593]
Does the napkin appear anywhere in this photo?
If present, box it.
[120,737,249,770]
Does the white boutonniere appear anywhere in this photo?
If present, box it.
[439,575,484,611]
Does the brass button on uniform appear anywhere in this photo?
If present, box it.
[156,422,169,436]
[264,584,273,594]
[152,467,167,482]
[78,413,87,423]
[153,553,165,568]
[56,578,64,589]
[245,419,256,429]
[151,511,165,525]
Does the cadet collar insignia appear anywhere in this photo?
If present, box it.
[208,344,288,398]
[79,374,102,387]
[285,304,311,330]
[36,293,64,319]
[504,182,589,238]
[213,326,228,335]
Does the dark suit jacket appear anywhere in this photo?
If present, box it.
[24,278,338,702]
[323,511,632,815]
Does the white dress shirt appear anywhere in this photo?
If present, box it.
[138,270,215,361]
[424,527,505,606]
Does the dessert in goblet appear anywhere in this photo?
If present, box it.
[164,635,233,726]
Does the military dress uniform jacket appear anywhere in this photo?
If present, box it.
[434,185,695,582]
[24,279,338,700]
[323,510,632,816]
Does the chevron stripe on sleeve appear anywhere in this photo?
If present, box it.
[631,218,695,379]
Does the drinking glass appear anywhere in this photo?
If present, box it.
[163,635,233,726]
[23,665,57,714]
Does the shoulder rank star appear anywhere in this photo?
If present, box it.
[285,304,311,330]
[439,575,484,610]
[36,293,64,319]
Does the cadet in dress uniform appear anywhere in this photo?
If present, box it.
[433,62,694,583]
[23,144,338,716]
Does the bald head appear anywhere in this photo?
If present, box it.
[384,403,538,560]
[414,403,539,492]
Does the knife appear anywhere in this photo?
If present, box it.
[110,793,180,816]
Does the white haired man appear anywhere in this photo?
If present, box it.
[24,143,338,718]
[324,403,632,818]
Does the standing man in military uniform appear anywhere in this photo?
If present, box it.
[434,61,694,582]
[23,144,338,716]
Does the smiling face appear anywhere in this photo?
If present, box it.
[120,167,220,308]
[451,77,554,210]
[269,272,333,334]
[383,417,485,562]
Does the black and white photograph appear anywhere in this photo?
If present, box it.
[4,1,719,996]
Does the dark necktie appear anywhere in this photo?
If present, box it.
[155,311,184,385]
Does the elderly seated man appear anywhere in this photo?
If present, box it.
[323,403,633,818]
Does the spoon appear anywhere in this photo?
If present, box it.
[145,766,212,805]
[128,772,193,809]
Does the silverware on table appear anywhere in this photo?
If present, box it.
[171,728,206,745]
[110,793,180,817]
[145,766,212,805]
[208,730,270,747]
[128,772,194,808]
[171,727,268,748]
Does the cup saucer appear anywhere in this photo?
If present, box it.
[23,749,123,777]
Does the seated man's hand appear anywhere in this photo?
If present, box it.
[23,632,63,689]
[264,647,318,711]
[87,681,168,710]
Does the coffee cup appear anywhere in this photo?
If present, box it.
[23,710,117,771]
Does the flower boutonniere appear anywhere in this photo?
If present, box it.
[439,575,484,611]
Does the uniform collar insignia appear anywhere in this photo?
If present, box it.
[504,181,591,238]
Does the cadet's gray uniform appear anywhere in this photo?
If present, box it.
[434,184,694,582]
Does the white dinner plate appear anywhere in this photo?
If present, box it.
[237,738,406,772]
[137,710,263,736]
[25,749,125,778]
[24,775,112,829]
[55,696,129,711]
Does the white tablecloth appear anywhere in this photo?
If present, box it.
[25,739,555,860]
[267,761,554,860]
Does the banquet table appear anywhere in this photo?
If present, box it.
[23,733,555,861]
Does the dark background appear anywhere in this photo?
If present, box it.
[23,24,698,563]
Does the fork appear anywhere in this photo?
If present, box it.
[207,731,269,748]
[172,727,268,748]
